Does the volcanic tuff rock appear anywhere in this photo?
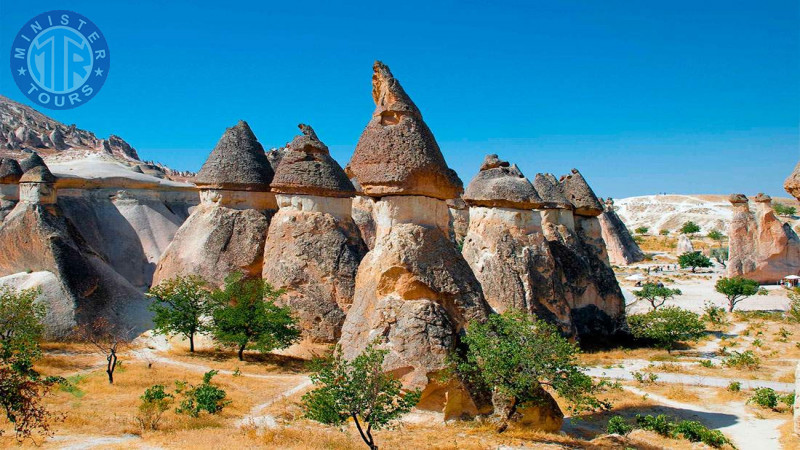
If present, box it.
[785,162,800,202]
[194,120,273,191]
[533,173,571,209]
[20,152,46,173]
[262,125,365,343]
[345,62,463,200]
[727,193,800,283]
[677,234,694,254]
[598,198,645,265]
[340,63,491,418]
[0,158,22,184]
[462,156,570,330]
[153,122,275,286]
[447,198,469,246]
[0,95,139,161]
[463,154,543,209]
[560,169,603,216]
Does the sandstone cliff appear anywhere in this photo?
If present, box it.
[598,198,644,265]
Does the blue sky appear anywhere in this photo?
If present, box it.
[1,0,798,198]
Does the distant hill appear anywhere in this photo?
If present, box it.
[614,194,800,235]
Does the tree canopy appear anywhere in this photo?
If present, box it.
[628,307,705,352]
[148,275,211,352]
[678,252,712,273]
[680,221,701,235]
[633,283,682,310]
[715,277,764,312]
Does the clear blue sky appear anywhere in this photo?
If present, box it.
[2,0,798,198]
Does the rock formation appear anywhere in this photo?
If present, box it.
[262,124,366,343]
[536,171,627,341]
[447,198,469,246]
[598,198,645,265]
[785,162,800,201]
[0,158,22,221]
[153,121,275,286]
[677,234,694,254]
[461,155,569,330]
[340,62,492,418]
[727,193,800,283]
[795,361,800,436]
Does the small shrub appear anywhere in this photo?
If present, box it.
[673,420,731,448]
[727,381,741,392]
[787,288,800,323]
[702,302,728,326]
[136,384,173,430]
[723,350,760,370]
[781,393,795,407]
[632,371,659,384]
[176,370,230,417]
[748,387,778,410]
[777,327,792,342]
[752,338,762,348]
[635,226,649,235]
[636,414,673,436]
[607,415,632,435]
[773,203,796,216]
[699,359,715,368]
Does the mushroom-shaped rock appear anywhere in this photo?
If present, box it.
[729,193,748,204]
[194,121,273,191]
[0,158,23,184]
[559,169,603,216]
[533,173,571,209]
[19,152,46,173]
[345,62,463,200]
[754,193,772,204]
[270,124,355,197]
[20,165,56,184]
[463,155,543,209]
[785,162,800,202]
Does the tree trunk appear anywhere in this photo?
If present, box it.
[189,334,195,353]
[238,343,246,361]
[352,414,376,449]
[106,351,117,384]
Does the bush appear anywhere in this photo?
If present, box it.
[636,413,673,436]
[136,385,172,430]
[606,415,632,435]
[773,203,796,216]
[635,414,731,448]
[727,381,741,392]
[680,221,701,235]
[723,351,760,370]
[175,370,229,417]
[702,302,728,326]
[707,230,724,241]
[678,252,712,273]
[787,288,800,323]
[699,359,715,368]
[659,229,670,236]
[628,307,705,352]
[635,226,649,235]
[748,387,778,409]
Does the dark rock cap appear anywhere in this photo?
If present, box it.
[345,61,463,200]
[0,158,23,184]
[754,193,772,203]
[194,120,273,191]
[729,193,748,204]
[559,169,603,216]
[19,164,56,183]
[533,173,571,209]
[463,154,543,209]
[270,124,355,198]
[19,152,46,173]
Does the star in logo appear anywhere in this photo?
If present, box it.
[94,68,104,77]
[17,67,26,76]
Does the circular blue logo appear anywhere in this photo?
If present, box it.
[9,10,110,110]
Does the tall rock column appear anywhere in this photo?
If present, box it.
[262,125,366,343]
[0,158,22,221]
[461,155,570,332]
[340,62,491,417]
[598,198,645,265]
[726,193,800,283]
[153,121,275,286]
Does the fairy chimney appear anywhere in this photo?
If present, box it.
[19,165,57,204]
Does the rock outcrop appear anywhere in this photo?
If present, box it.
[462,155,569,330]
[677,234,694,254]
[339,62,491,418]
[727,193,800,283]
[153,121,275,286]
[0,158,22,220]
[598,198,644,265]
[785,162,800,202]
[537,171,627,342]
[795,361,800,436]
[262,125,366,343]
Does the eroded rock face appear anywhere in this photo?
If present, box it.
[492,389,563,433]
[152,204,271,286]
[345,62,463,200]
[727,194,800,283]
[559,169,603,216]
[785,162,800,202]
[352,195,377,250]
[598,198,645,265]
[194,120,273,192]
[462,207,570,330]
[263,196,366,343]
[447,198,469,247]
[463,154,543,209]
[677,234,694,254]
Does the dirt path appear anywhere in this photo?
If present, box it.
[237,377,313,430]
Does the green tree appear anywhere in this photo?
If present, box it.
[210,273,300,361]
[680,221,701,236]
[709,248,728,268]
[0,286,62,441]
[456,311,606,432]
[632,283,682,310]
[707,230,724,243]
[628,307,705,353]
[678,251,712,273]
[303,342,421,449]
[635,226,649,235]
[773,203,796,216]
[148,275,211,352]
[715,277,762,312]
